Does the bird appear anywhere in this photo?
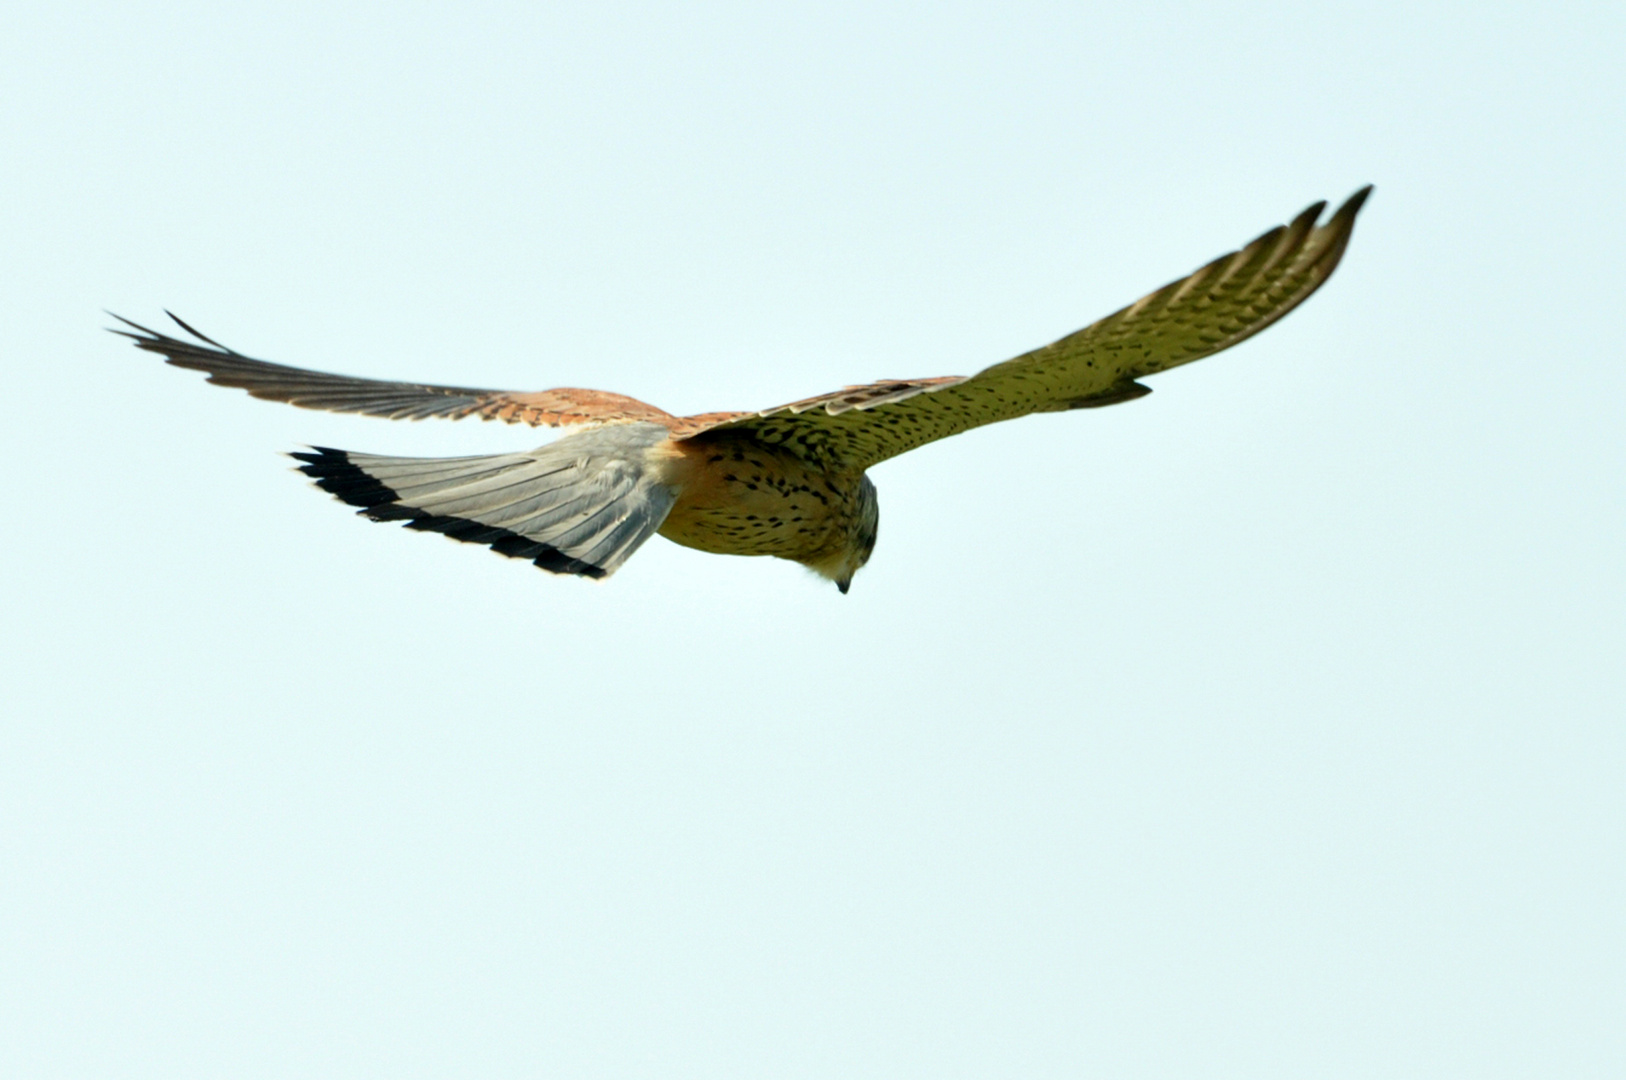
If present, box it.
[115,187,1370,593]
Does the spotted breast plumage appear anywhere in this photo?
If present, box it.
[117,188,1370,593]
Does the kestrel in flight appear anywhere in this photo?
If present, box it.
[117,188,1370,592]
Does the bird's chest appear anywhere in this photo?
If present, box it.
[657,436,858,559]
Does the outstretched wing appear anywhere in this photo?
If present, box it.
[687,187,1371,466]
[113,313,676,429]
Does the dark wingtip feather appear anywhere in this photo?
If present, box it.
[105,311,168,343]
[164,311,240,354]
[1331,185,1374,225]
[1292,199,1329,229]
[107,311,241,367]
[1347,183,1375,205]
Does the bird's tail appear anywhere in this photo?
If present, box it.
[291,423,677,579]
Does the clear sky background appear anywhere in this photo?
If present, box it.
[3,2,1622,1077]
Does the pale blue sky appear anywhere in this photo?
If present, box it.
[3,2,1623,1077]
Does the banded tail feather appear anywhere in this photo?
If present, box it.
[291,423,677,579]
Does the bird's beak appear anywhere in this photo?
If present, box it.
[836,577,851,594]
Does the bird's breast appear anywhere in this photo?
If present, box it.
[654,434,859,560]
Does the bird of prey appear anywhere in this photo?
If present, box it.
[117,188,1370,593]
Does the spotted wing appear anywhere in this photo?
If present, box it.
[688,187,1371,466]
[113,313,676,429]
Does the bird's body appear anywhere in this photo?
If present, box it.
[117,188,1370,592]
[656,432,875,572]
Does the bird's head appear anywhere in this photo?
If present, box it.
[804,474,878,594]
